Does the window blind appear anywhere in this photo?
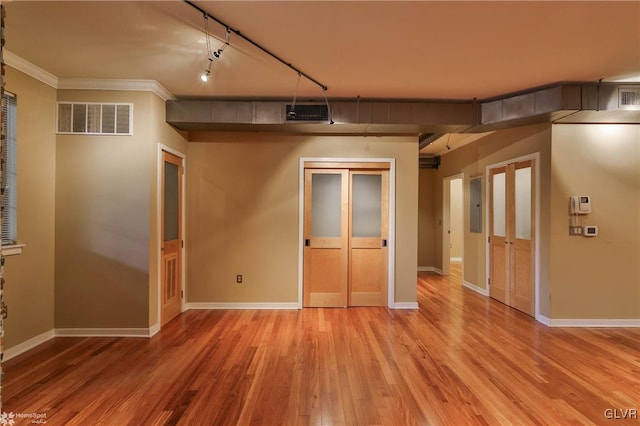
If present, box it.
[2,93,17,245]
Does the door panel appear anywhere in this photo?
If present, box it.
[303,169,348,307]
[511,161,534,316]
[349,171,388,307]
[161,151,183,325]
[489,167,508,304]
[489,160,535,316]
[512,245,533,314]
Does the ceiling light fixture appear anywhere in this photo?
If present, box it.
[186,0,327,92]
[288,73,302,119]
[200,14,231,83]
[323,90,334,124]
[200,58,212,82]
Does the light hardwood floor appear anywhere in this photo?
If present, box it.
[3,269,639,425]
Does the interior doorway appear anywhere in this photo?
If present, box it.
[442,174,464,277]
[160,149,184,326]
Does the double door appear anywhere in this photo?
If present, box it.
[489,159,535,316]
[303,164,389,307]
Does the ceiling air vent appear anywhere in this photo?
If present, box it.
[618,88,640,110]
[285,104,328,122]
[57,102,133,135]
[419,156,440,169]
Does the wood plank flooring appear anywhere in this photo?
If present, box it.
[3,267,639,425]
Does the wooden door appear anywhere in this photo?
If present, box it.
[489,160,535,316]
[489,166,508,305]
[161,151,183,325]
[303,169,349,307]
[349,170,388,306]
[510,160,535,316]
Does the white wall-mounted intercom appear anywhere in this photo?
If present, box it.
[570,195,591,214]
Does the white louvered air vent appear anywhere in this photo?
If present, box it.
[57,102,133,135]
[618,88,640,110]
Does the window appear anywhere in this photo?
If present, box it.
[2,92,17,246]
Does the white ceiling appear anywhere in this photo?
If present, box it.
[4,1,640,153]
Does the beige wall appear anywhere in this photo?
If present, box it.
[186,133,418,305]
[550,124,640,319]
[450,178,463,259]
[55,90,157,328]
[3,67,56,348]
[417,169,437,268]
[428,123,552,315]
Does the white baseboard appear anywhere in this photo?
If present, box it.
[392,302,419,309]
[3,329,55,362]
[462,280,489,296]
[536,315,552,326]
[187,302,300,310]
[450,257,462,263]
[148,323,161,337]
[55,327,156,338]
[417,266,443,274]
[544,318,640,328]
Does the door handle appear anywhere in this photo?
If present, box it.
[305,239,310,247]
[382,239,388,247]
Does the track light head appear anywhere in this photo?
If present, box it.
[201,58,213,82]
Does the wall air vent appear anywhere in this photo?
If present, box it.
[618,88,640,110]
[419,156,440,169]
[57,102,133,135]
[285,104,328,122]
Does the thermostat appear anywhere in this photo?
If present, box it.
[583,225,598,237]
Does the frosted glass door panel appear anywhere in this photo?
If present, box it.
[352,174,382,237]
[164,162,179,241]
[312,174,342,237]
[515,167,532,240]
[492,172,506,237]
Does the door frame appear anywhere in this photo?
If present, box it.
[485,152,541,321]
[156,144,187,331]
[442,173,464,277]
[298,157,396,308]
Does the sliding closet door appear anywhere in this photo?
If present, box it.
[303,169,349,307]
[349,170,388,306]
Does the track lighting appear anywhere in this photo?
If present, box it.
[200,58,212,82]
[187,1,327,92]
[199,15,230,83]
[323,90,334,124]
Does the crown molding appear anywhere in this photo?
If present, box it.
[57,78,176,101]
[4,50,175,100]
[4,50,59,88]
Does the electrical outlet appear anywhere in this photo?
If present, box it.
[236,275,243,284]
